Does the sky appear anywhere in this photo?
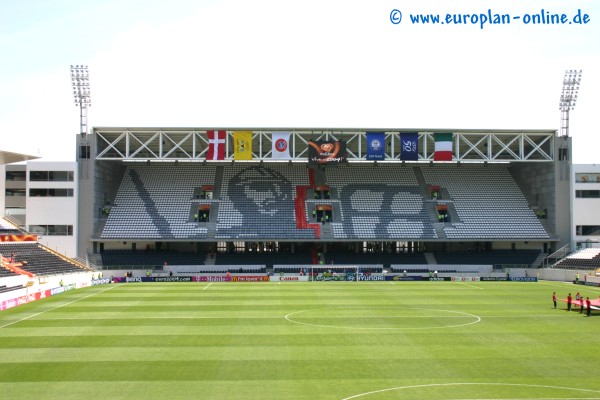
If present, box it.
[0,0,598,162]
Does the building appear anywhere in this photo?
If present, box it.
[1,160,78,257]
[572,164,600,249]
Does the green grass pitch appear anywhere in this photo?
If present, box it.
[1,280,599,399]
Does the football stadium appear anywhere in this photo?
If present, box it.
[1,127,600,399]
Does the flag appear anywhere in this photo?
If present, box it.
[400,132,418,161]
[366,131,385,160]
[207,130,226,160]
[434,132,453,161]
[272,132,291,160]
[233,131,253,160]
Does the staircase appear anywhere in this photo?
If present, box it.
[212,166,224,199]
[424,252,437,265]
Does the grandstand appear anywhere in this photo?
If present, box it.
[551,247,600,269]
[72,128,571,273]
[0,242,87,276]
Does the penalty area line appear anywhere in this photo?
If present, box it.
[0,284,121,329]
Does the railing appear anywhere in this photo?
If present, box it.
[2,215,27,232]
[544,244,570,268]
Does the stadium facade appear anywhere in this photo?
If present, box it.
[7,128,598,270]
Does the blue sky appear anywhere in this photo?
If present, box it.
[1,0,598,162]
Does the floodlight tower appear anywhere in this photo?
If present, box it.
[559,69,582,137]
[71,65,91,137]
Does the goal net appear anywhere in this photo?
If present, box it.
[309,265,360,282]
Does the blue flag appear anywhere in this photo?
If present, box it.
[400,132,418,160]
[366,131,385,160]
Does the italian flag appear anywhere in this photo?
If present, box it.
[434,132,453,161]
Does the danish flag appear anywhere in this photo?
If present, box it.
[207,130,226,160]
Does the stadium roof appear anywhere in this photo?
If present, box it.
[0,150,39,165]
[91,127,559,162]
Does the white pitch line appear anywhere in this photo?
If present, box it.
[456,282,484,289]
[340,382,600,400]
[0,284,121,329]
[203,282,212,290]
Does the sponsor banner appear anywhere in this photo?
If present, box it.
[1,289,52,311]
[386,275,424,281]
[126,277,143,283]
[0,234,38,242]
[270,276,310,282]
[428,277,450,282]
[51,283,76,295]
[579,281,600,287]
[314,275,347,281]
[194,276,229,282]
[480,277,507,281]
[231,275,269,282]
[508,277,538,282]
[451,277,481,282]
[311,273,382,282]
[308,140,347,164]
[1,298,18,310]
[153,277,192,283]
[357,274,384,281]
[91,278,111,286]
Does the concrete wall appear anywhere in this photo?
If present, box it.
[510,136,572,252]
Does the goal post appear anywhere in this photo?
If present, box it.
[309,265,360,282]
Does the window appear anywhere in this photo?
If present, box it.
[5,171,26,181]
[576,190,600,198]
[28,225,73,236]
[5,189,26,197]
[49,171,74,181]
[29,188,74,197]
[576,226,600,236]
[558,148,569,161]
[575,173,600,183]
[80,145,90,159]
[29,171,48,181]
[29,171,74,182]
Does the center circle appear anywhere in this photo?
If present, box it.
[285,307,480,330]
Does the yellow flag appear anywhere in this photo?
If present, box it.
[234,131,253,160]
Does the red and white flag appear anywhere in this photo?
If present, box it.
[206,130,226,160]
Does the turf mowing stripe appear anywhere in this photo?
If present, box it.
[0,284,121,329]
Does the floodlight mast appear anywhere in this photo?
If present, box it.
[559,69,582,137]
[71,65,91,137]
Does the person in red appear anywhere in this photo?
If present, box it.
[567,293,572,311]
[580,296,585,314]
[586,297,592,317]
[552,292,557,309]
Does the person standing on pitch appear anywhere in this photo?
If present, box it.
[586,297,592,317]
[552,292,557,309]
[567,293,572,311]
